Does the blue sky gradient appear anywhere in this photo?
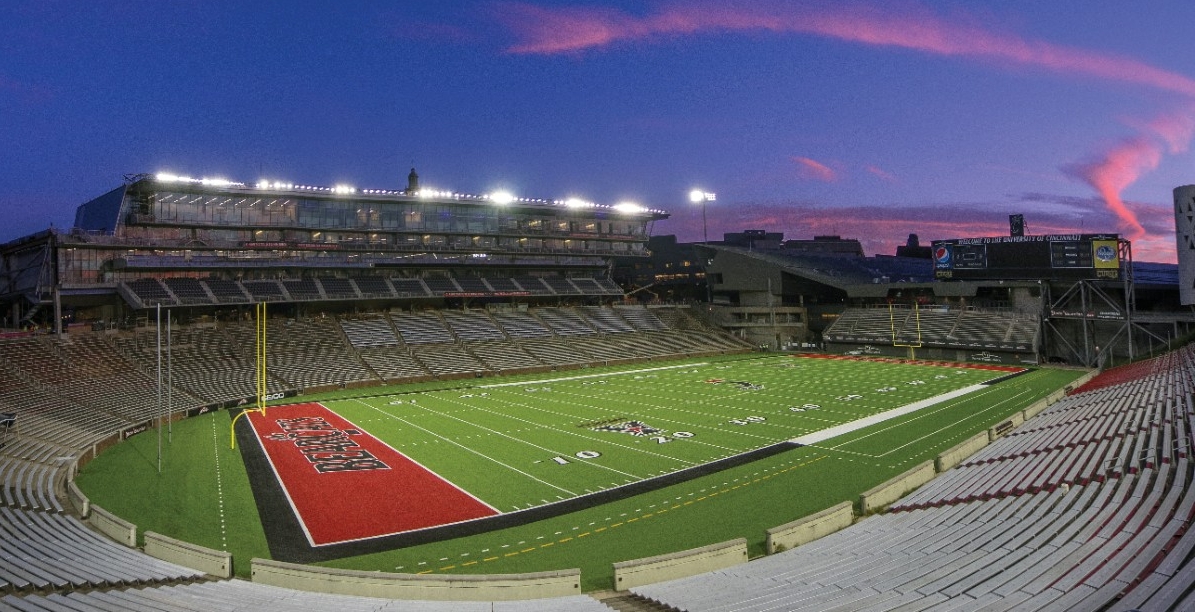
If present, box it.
[3,1,1193,262]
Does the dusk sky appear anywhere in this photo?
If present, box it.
[3,1,1194,262]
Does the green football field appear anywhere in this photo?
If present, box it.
[319,355,1019,512]
[76,353,1085,590]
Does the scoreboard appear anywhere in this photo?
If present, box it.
[932,234,1121,281]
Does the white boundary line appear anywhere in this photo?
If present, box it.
[789,384,988,446]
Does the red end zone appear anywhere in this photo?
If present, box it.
[246,403,498,546]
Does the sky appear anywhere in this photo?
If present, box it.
[3,1,1194,263]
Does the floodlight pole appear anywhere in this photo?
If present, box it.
[167,308,172,444]
[156,303,161,474]
[690,190,716,305]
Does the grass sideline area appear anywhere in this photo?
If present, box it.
[75,354,1084,590]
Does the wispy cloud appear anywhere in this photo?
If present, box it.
[663,193,1176,262]
[792,156,838,182]
[495,1,1195,98]
[866,165,897,183]
[1062,106,1195,240]
[491,0,1193,261]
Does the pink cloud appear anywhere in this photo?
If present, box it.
[792,156,838,182]
[495,1,1195,97]
[660,197,1177,263]
[1063,106,1195,241]
[866,165,897,182]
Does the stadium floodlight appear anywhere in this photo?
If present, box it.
[488,190,515,205]
[613,201,645,213]
[564,197,592,208]
[690,188,716,304]
[332,184,356,195]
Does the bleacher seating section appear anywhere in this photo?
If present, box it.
[631,345,1195,611]
[119,273,628,308]
[825,306,1040,353]
[3,309,1195,608]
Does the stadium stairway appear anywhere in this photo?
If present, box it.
[594,590,684,612]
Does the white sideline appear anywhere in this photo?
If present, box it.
[790,384,988,446]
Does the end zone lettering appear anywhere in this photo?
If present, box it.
[267,416,390,473]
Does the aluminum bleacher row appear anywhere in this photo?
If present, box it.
[118,274,624,308]
[0,319,1192,608]
[825,306,1039,353]
[632,345,1195,611]
[0,304,741,610]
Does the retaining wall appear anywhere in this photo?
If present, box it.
[145,531,233,578]
[89,504,136,547]
[859,461,936,514]
[613,538,748,591]
[251,558,580,601]
[765,501,853,554]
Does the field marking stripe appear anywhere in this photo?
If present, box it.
[244,410,320,547]
[449,396,704,466]
[861,388,1033,457]
[476,362,708,388]
[408,395,650,478]
[353,399,578,497]
[789,384,988,446]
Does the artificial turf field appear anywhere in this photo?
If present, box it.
[76,353,1086,591]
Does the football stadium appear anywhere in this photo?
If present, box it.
[0,171,1194,611]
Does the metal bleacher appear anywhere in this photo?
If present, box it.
[632,345,1195,611]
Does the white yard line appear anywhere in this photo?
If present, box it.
[476,362,708,388]
[790,384,988,446]
[354,399,578,497]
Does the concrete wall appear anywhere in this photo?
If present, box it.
[766,501,853,554]
[988,411,1025,441]
[89,504,136,547]
[251,558,580,601]
[859,461,936,514]
[144,531,233,579]
[936,432,990,473]
[613,538,748,591]
[66,479,89,518]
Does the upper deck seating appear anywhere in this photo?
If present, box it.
[541,277,580,295]
[281,278,322,301]
[125,279,177,307]
[484,277,521,293]
[318,277,359,299]
[163,278,212,305]
[390,278,431,298]
[204,279,251,303]
[423,277,461,295]
[352,276,393,298]
[513,277,552,294]
[241,280,286,302]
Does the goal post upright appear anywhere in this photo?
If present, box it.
[230,302,267,449]
[890,302,923,359]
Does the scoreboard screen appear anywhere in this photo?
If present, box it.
[932,234,1120,281]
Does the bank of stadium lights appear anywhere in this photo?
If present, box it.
[158,172,667,214]
[487,190,516,205]
[156,173,244,188]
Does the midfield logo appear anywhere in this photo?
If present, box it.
[266,416,391,473]
[594,420,661,437]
